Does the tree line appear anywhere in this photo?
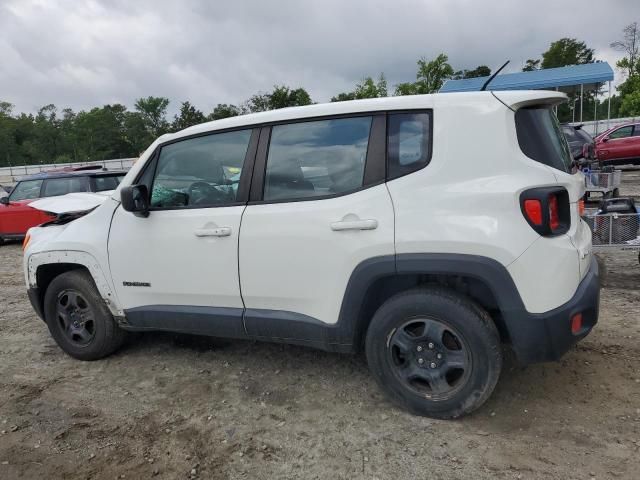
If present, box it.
[1,22,639,168]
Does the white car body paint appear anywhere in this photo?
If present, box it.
[29,191,114,215]
[23,90,592,324]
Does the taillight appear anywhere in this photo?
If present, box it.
[548,194,560,231]
[523,199,543,225]
[520,187,570,236]
[578,199,585,216]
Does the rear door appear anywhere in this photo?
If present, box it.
[603,125,634,160]
[239,114,394,335]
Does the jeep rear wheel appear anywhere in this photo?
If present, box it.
[365,287,502,419]
[43,270,126,360]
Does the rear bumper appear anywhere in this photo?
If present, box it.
[509,256,600,364]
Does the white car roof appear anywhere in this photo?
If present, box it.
[113,90,567,202]
[172,90,567,140]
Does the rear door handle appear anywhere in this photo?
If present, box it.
[194,227,232,237]
[330,219,378,231]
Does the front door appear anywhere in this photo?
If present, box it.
[108,128,257,319]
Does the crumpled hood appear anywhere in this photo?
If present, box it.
[29,191,114,214]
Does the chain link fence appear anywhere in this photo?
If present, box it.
[583,210,640,247]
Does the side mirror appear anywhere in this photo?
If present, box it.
[120,184,150,217]
[0,196,9,205]
[602,136,609,143]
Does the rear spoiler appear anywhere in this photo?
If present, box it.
[492,90,567,110]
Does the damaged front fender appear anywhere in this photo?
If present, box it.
[27,251,124,317]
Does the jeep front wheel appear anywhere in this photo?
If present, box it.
[365,287,502,419]
[43,270,126,361]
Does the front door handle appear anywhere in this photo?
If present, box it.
[330,218,378,231]
[194,227,232,237]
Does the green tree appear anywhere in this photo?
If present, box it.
[0,101,13,116]
[395,54,454,95]
[268,86,312,109]
[611,23,640,118]
[73,105,130,161]
[208,104,242,120]
[522,59,540,72]
[453,65,491,79]
[134,96,170,138]
[124,111,151,156]
[354,74,387,98]
[330,92,356,102]
[393,82,419,96]
[332,73,388,101]
[619,89,640,116]
[611,22,640,78]
[246,85,312,112]
[33,104,61,163]
[172,101,206,131]
[541,38,594,69]
[617,75,640,116]
[245,92,271,113]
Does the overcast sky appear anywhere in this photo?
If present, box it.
[1,0,639,115]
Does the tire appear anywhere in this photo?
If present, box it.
[365,287,502,419]
[43,270,126,361]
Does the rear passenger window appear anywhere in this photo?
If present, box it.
[264,117,372,201]
[609,126,633,139]
[94,175,124,192]
[387,112,432,180]
[515,107,573,173]
[42,177,89,197]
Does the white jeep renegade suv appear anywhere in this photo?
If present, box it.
[23,91,599,419]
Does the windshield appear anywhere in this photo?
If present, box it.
[515,107,573,173]
[8,179,43,201]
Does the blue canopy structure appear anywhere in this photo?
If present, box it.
[440,62,614,93]
[440,62,615,127]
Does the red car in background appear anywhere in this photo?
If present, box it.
[594,122,640,166]
[0,168,126,243]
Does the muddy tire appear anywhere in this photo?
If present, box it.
[43,270,126,360]
[365,287,502,419]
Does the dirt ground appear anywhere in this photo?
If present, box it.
[1,172,639,480]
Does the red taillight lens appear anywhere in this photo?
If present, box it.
[520,187,569,236]
[571,313,583,334]
[548,194,560,231]
[578,199,585,216]
[523,199,543,225]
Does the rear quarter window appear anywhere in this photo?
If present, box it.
[93,175,125,192]
[515,107,573,172]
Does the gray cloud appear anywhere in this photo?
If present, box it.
[1,0,638,115]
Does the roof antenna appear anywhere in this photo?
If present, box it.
[480,60,510,91]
